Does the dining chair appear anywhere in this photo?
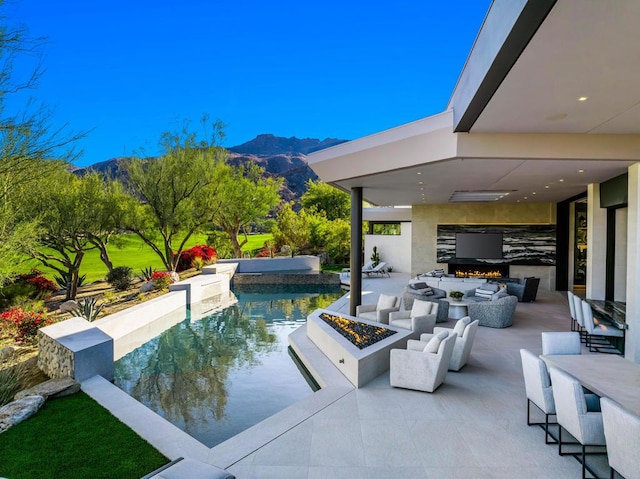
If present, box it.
[601,397,640,479]
[541,331,581,355]
[572,294,587,343]
[581,300,624,355]
[567,291,577,331]
[549,366,607,479]
[520,349,557,444]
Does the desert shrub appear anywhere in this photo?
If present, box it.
[138,266,156,281]
[0,270,58,309]
[0,360,27,407]
[255,241,277,258]
[106,266,133,291]
[151,271,172,290]
[0,306,51,345]
[176,245,216,272]
[70,297,104,322]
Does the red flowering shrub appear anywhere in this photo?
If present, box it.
[151,271,173,290]
[255,241,276,258]
[176,245,217,272]
[18,269,58,298]
[0,307,52,344]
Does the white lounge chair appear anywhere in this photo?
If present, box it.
[362,261,390,277]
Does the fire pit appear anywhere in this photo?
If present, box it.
[307,309,412,387]
[318,312,397,349]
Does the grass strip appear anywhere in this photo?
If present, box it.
[0,391,168,479]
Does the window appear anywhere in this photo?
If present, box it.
[369,222,401,235]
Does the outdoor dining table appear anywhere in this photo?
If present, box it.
[541,354,640,416]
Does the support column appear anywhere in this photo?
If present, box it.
[626,164,640,363]
[586,184,607,299]
[350,187,363,317]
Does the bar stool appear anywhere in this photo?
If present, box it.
[581,300,624,355]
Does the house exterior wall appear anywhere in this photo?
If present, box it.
[364,222,412,274]
[411,203,556,290]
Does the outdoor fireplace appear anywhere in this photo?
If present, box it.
[448,264,509,278]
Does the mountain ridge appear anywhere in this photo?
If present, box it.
[74,134,348,202]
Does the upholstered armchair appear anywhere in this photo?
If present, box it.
[413,317,479,371]
[388,299,438,336]
[463,283,509,303]
[507,277,541,302]
[601,397,640,479]
[355,293,400,325]
[467,295,517,328]
[390,330,457,393]
[402,285,449,323]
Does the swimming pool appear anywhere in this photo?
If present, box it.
[113,284,344,447]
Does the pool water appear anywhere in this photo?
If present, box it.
[113,284,344,447]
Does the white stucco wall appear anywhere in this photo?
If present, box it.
[364,222,412,274]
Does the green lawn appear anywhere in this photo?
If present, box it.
[0,391,168,479]
[21,233,273,283]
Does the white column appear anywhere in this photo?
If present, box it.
[626,164,640,363]
[586,183,607,299]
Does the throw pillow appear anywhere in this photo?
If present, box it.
[492,290,508,301]
[423,330,449,353]
[453,316,471,336]
[377,294,397,310]
[411,299,434,318]
[410,282,428,290]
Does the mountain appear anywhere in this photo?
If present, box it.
[75,134,348,203]
[226,134,347,202]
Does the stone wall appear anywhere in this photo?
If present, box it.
[37,330,74,379]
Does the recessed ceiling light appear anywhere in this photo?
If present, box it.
[419,181,423,185]
[578,169,585,173]
[417,172,422,175]
[559,179,565,182]
[532,192,536,195]
[524,196,528,200]
[578,96,589,102]
[545,185,550,189]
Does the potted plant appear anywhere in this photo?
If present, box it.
[449,290,464,301]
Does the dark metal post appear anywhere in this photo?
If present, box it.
[350,187,363,316]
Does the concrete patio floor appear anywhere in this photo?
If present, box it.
[222,273,605,478]
[83,272,609,478]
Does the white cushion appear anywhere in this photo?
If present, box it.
[423,330,449,353]
[410,299,434,318]
[453,316,471,336]
[377,294,397,310]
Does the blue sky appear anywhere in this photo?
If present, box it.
[6,0,491,166]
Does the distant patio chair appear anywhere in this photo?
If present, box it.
[342,260,375,277]
[362,261,390,277]
[388,299,438,336]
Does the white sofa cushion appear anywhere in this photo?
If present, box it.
[475,288,494,299]
[423,330,449,353]
[479,283,500,292]
[453,316,471,337]
[411,299,434,318]
[377,294,397,310]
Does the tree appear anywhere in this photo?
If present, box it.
[25,168,100,299]
[300,180,350,221]
[271,202,314,256]
[213,163,282,258]
[125,119,227,271]
[82,175,137,272]
[0,5,83,285]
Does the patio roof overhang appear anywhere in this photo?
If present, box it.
[307,0,640,207]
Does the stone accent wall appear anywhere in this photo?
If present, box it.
[37,330,74,379]
[232,272,340,285]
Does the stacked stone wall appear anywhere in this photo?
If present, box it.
[37,331,74,379]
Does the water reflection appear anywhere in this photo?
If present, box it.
[114,285,343,446]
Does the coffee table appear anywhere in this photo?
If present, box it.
[445,299,469,320]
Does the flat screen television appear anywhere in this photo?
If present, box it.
[455,232,503,259]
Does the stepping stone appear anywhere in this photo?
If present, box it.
[0,395,45,433]
[14,376,80,401]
